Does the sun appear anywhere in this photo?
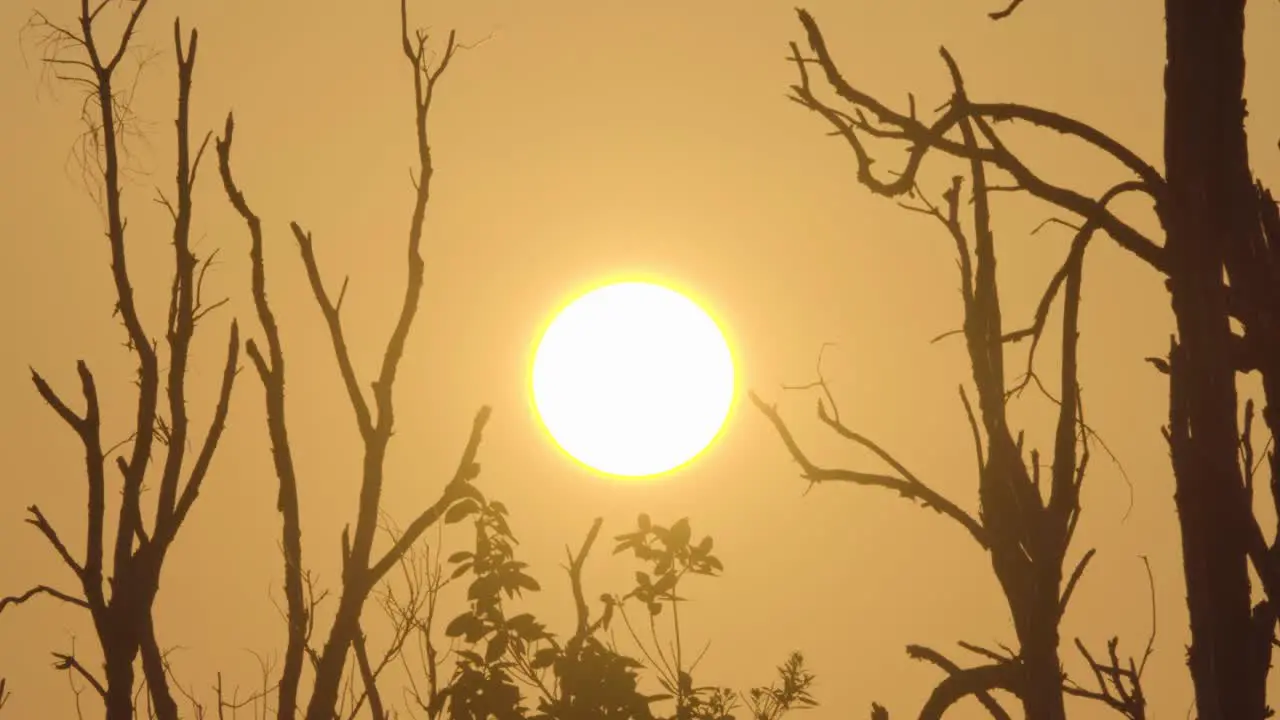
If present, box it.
[530,281,737,479]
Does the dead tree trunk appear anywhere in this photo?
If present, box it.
[1162,2,1269,718]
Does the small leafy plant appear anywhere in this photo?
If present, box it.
[435,490,818,720]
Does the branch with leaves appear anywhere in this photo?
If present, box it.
[438,509,817,720]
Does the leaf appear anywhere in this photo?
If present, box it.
[506,613,544,640]
[468,574,501,601]
[489,511,514,538]
[486,632,509,663]
[457,649,485,666]
[531,647,559,670]
[448,551,474,563]
[635,571,651,587]
[514,572,542,593]
[445,611,477,638]
[450,562,473,579]
[445,499,480,524]
[638,513,651,531]
[670,518,692,549]
[647,601,662,616]
[655,556,673,576]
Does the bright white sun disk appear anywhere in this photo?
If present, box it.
[531,282,735,478]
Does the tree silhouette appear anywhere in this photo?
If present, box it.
[1,3,239,719]
[751,64,1148,718]
[215,1,495,718]
[769,3,1280,719]
[4,3,826,719]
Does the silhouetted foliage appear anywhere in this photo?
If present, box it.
[431,504,815,720]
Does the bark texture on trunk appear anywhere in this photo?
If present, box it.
[1163,1,1264,718]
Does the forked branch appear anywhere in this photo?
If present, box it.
[788,8,1166,271]
[749,390,988,548]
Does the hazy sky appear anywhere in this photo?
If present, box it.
[3,0,1280,718]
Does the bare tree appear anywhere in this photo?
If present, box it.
[769,3,1280,717]
[215,2,490,718]
[751,78,1138,714]
[3,3,239,719]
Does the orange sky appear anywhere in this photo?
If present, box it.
[3,0,1280,717]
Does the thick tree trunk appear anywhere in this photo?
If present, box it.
[982,440,1067,720]
[103,639,138,720]
[304,592,365,720]
[1017,571,1066,720]
[1162,1,1263,718]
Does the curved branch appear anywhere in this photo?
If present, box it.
[975,102,1165,198]
[0,585,90,615]
[750,391,989,548]
[876,644,1021,720]
[989,0,1027,20]
[907,644,1014,720]
[52,650,106,699]
[790,8,1166,272]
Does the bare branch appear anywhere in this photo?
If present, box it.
[160,322,240,543]
[789,9,1165,271]
[52,650,107,699]
[30,368,87,431]
[989,0,1028,20]
[907,645,1014,720]
[367,406,494,585]
[0,584,90,614]
[1059,548,1096,614]
[871,644,1021,720]
[568,517,605,646]
[352,626,388,720]
[1065,637,1147,720]
[24,506,85,580]
[215,111,309,720]
[750,391,988,548]
[289,222,374,439]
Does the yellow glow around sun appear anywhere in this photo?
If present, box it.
[531,281,736,479]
